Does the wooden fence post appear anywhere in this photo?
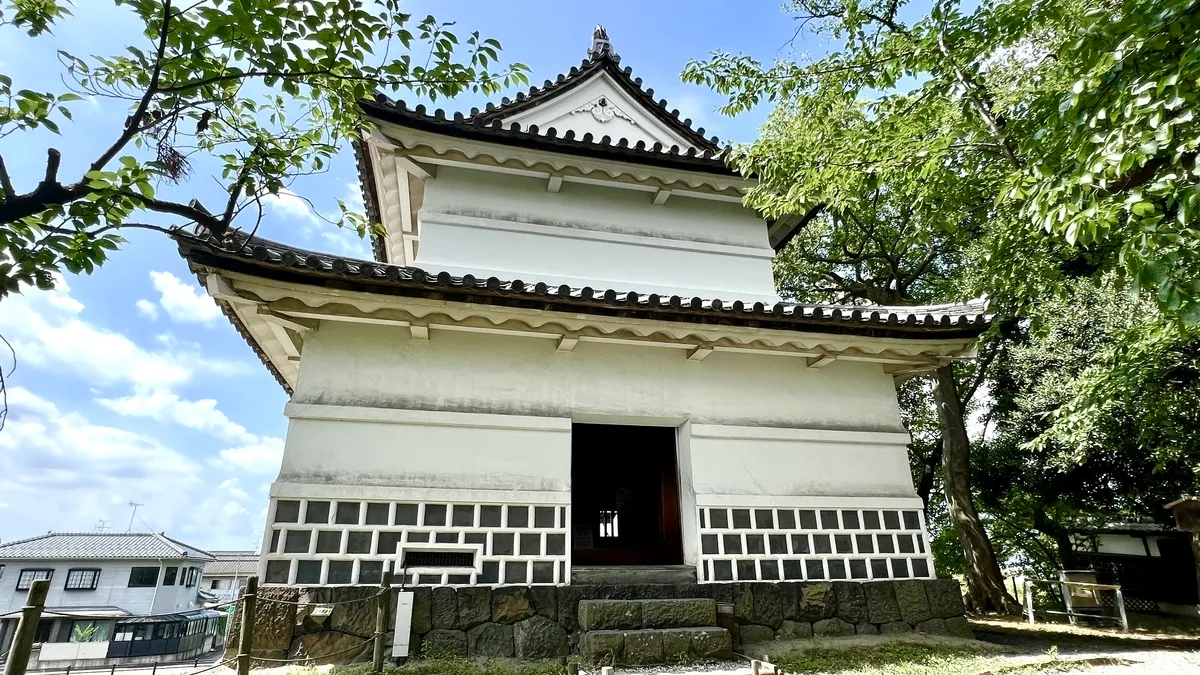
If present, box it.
[372,561,394,674]
[3,579,49,675]
[236,576,258,675]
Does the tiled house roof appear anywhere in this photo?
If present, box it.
[0,532,214,561]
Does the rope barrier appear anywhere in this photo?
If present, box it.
[34,599,240,621]
[253,589,389,606]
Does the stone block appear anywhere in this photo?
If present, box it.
[944,616,975,640]
[661,629,692,660]
[880,621,912,634]
[812,617,855,638]
[407,631,422,657]
[456,587,491,629]
[733,584,755,623]
[578,600,642,630]
[244,586,299,658]
[292,631,374,664]
[314,587,378,638]
[752,584,786,629]
[895,580,933,625]
[738,624,775,645]
[916,618,950,636]
[410,588,432,635]
[622,630,663,664]
[513,615,569,659]
[431,587,458,629]
[855,622,879,635]
[556,586,582,631]
[833,582,867,624]
[864,581,902,624]
[491,587,534,624]
[775,620,812,640]
[421,629,467,658]
[466,622,513,657]
[579,630,624,665]
[690,627,733,658]
[528,586,557,620]
[779,582,800,620]
[796,582,837,622]
[641,599,717,628]
[925,579,967,619]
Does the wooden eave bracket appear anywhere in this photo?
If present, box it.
[547,175,563,193]
[257,305,319,333]
[687,344,713,361]
[807,354,837,368]
[556,335,579,352]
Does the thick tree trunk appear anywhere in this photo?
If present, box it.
[933,364,1019,613]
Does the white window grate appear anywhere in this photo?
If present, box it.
[264,498,569,586]
[697,506,934,583]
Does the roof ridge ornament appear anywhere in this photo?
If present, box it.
[571,95,637,125]
[588,24,614,60]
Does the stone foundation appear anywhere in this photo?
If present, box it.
[226,579,969,664]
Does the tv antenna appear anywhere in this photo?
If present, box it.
[95,519,111,532]
[127,502,144,532]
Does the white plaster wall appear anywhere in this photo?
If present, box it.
[281,323,913,498]
[416,167,778,301]
[0,561,205,616]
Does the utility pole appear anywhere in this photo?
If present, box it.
[126,502,143,532]
[4,579,48,675]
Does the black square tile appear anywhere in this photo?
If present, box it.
[876,534,895,554]
[912,558,931,578]
[820,510,840,529]
[870,559,889,578]
[327,561,353,584]
[447,574,471,585]
[435,532,458,544]
[492,532,514,556]
[760,560,780,581]
[395,504,419,525]
[828,559,847,579]
[534,506,555,528]
[520,533,542,555]
[746,534,766,555]
[754,509,775,529]
[813,534,832,554]
[903,511,921,530]
[783,560,804,580]
[283,530,310,553]
[464,532,487,546]
[365,502,390,525]
[698,509,707,528]
[736,560,757,581]
[702,534,719,555]
[805,560,825,580]
[480,561,500,584]
[532,562,555,583]
[890,558,910,578]
[358,561,383,585]
[834,534,853,554]
[856,534,874,553]
[546,534,566,555]
[883,510,902,530]
[862,510,881,529]
[407,531,430,543]
[504,561,527,583]
[799,510,818,529]
[315,530,341,554]
[841,510,861,529]
[423,504,447,527]
[722,534,743,555]
[777,510,797,529]
[269,530,280,553]
[335,502,361,525]
[769,534,788,555]
[713,560,733,581]
[305,501,330,524]
[507,506,529,528]
[377,532,402,556]
[347,532,371,554]
[452,505,475,527]
[265,560,290,584]
[849,559,868,579]
[295,560,322,584]
[274,500,300,523]
[709,509,729,529]
[480,505,502,527]
[791,534,810,554]
[732,509,752,529]
[897,535,916,554]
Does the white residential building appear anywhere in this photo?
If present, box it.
[0,533,221,669]
[202,551,258,605]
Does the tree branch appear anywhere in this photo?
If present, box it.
[0,155,13,200]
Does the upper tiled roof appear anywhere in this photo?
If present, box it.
[0,532,215,561]
[204,550,258,576]
[359,26,735,177]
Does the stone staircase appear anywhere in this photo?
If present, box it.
[577,598,733,665]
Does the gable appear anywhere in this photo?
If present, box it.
[501,71,700,151]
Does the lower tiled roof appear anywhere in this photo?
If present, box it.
[0,532,214,561]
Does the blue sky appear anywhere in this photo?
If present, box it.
[0,1,815,549]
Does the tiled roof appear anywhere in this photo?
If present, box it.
[204,550,258,576]
[0,532,215,561]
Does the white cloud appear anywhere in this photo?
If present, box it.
[212,437,285,474]
[262,188,320,225]
[219,478,252,501]
[97,389,258,444]
[0,280,246,391]
[136,299,159,320]
[146,271,221,324]
[8,386,61,418]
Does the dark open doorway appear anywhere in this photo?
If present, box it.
[571,423,683,566]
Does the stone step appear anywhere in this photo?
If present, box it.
[571,565,698,585]
[578,598,718,631]
[579,627,732,665]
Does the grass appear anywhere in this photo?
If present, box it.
[973,610,1200,643]
[312,656,571,675]
[764,638,1092,675]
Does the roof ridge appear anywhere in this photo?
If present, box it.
[155,532,216,559]
[0,532,56,548]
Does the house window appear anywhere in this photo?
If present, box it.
[210,579,221,590]
[16,569,53,590]
[70,620,112,643]
[184,567,199,587]
[163,567,178,585]
[64,568,101,590]
[128,567,159,588]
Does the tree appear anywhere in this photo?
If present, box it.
[684,0,1200,611]
[0,0,528,296]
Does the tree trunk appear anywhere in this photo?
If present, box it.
[933,364,1019,613]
